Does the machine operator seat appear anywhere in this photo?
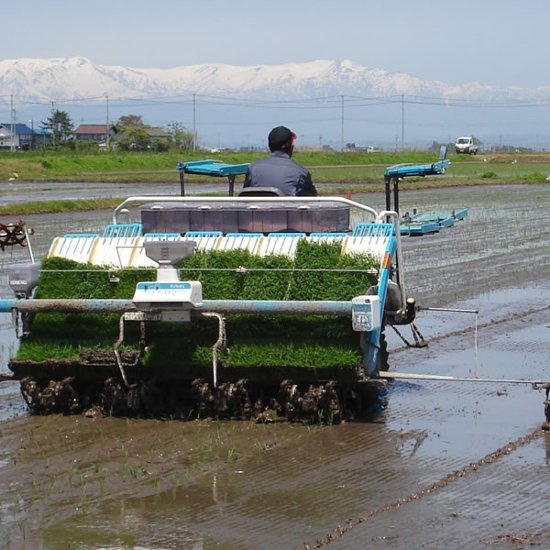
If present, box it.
[238,187,284,197]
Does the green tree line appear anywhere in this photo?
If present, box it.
[41,110,196,152]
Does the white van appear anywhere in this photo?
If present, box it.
[455,136,478,155]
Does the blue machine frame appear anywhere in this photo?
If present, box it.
[384,146,451,213]
[176,159,250,196]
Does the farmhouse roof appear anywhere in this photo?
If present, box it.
[0,123,33,135]
[75,124,114,135]
[145,126,171,138]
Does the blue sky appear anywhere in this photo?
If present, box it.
[3,0,548,88]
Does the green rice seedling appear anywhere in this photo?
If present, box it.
[227,447,241,461]
[219,341,360,369]
[38,257,112,299]
[112,268,154,298]
[17,523,26,544]
[16,241,380,390]
[333,252,379,299]
[80,479,88,497]
[98,475,106,495]
[180,249,253,299]
[171,469,178,485]
[240,254,294,300]
[48,473,57,492]
[290,240,343,301]
[253,439,276,453]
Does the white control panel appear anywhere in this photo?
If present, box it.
[132,280,203,311]
[351,295,381,332]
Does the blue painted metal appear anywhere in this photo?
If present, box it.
[266,232,306,238]
[385,146,451,218]
[364,236,397,376]
[385,158,450,179]
[410,213,454,227]
[309,232,347,238]
[352,223,394,238]
[63,233,99,238]
[437,216,455,228]
[0,298,353,316]
[185,231,223,238]
[176,159,250,197]
[144,233,181,239]
[203,300,352,315]
[0,299,133,313]
[181,159,250,177]
[225,232,264,238]
[400,209,469,236]
[103,223,143,238]
[399,222,440,236]
[453,208,468,220]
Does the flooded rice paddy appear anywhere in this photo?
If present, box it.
[0,181,549,549]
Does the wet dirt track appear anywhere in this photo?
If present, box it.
[1,183,550,549]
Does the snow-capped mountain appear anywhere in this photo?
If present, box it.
[0,56,545,101]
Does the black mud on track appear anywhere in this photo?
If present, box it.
[1,183,550,549]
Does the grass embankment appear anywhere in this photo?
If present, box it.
[0,198,123,216]
[1,150,550,215]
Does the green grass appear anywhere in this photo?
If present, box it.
[0,198,125,216]
[3,149,550,184]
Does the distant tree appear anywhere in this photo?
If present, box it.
[115,114,151,151]
[150,138,170,152]
[41,110,74,145]
[117,114,145,129]
[113,115,197,152]
[117,126,151,151]
[166,121,195,150]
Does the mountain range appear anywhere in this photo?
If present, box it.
[1,57,548,149]
[0,56,547,101]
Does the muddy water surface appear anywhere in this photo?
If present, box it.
[1,183,549,549]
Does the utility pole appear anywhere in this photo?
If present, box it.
[29,119,34,150]
[340,95,345,152]
[10,95,16,152]
[192,93,197,152]
[51,101,56,147]
[401,94,405,151]
[106,95,110,150]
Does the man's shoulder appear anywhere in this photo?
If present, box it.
[288,157,310,176]
[273,152,308,171]
[249,152,309,175]
[250,155,275,165]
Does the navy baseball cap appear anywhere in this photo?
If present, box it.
[268,126,297,151]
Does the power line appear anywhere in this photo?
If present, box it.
[6,92,550,109]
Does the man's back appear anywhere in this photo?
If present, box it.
[244,151,317,196]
